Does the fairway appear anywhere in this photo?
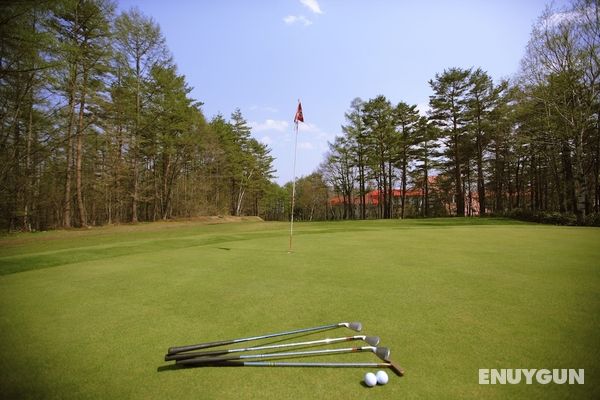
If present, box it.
[0,218,598,399]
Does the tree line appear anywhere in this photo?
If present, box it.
[2,0,599,231]
[1,0,278,231]
[315,0,599,225]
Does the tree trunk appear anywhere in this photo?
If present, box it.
[560,139,576,213]
[387,160,393,218]
[423,151,429,217]
[132,55,141,223]
[550,143,566,212]
[25,97,34,231]
[162,153,171,219]
[476,119,486,215]
[63,64,77,228]
[530,152,536,212]
[595,114,600,212]
[359,153,366,219]
[131,141,139,224]
[494,141,503,212]
[75,67,88,227]
[574,128,587,223]
[401,157,407,219]
[515,156,521,209]
[506,158,512,212]
[453,132,464,216]
[466,162,473,216]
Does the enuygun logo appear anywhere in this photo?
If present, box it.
[479,369,584,385]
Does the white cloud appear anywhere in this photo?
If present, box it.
[298,122,336,142]
[295,122,338,152]
[300,0,323,14]
[250,119,289,133]
[416,103,431,117]
[260,136,273,145]
[283,15,312,26]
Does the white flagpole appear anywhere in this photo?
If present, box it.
[289,120,299,252]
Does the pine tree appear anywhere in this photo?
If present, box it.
[362,95,396,218]
[394,102,420,219]
[429,68,471,216]
[465,68,500,215]
[342,98,367,219]
[114,7,170,222]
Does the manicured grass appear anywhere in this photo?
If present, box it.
[0,218,598,399]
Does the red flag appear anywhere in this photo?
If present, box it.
[294,101,304,124]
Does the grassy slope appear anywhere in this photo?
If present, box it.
[0,218,598,399]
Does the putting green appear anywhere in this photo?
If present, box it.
[0,218,598,399]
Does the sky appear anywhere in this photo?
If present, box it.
[116,0,567,185]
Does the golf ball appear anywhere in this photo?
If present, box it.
[364,372,377,387]
[376,370,389,385]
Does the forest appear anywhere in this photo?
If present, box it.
[1,0,280,230]
[1,0,599,230]
[295,0,600,225]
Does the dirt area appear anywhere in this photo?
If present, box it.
[0,216,264,247]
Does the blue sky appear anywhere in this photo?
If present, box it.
[117,0,565,185]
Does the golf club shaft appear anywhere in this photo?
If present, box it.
[187,360,405,377]
[165,335,377,362]
[167,321,361,355]
[177,346,377,365]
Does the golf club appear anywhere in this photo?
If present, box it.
[182,360,405,377]
[165,335,380,361]
[167,321,362,355]
[177,346,390,366]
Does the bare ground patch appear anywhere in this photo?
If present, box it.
[0,216,264,248]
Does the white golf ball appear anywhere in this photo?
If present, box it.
[376,370,389,385]
[364,372,377,387]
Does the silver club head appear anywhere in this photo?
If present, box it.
[375,347,391,361]
[364,336,380,346]
[344,322,362,332]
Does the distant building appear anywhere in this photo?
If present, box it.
[329,176,482,217]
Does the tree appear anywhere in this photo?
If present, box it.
[465,68,501,215]
[413,117,442,216]
[244,138,275,216]
[429,68,471,216]
[322,136,356,219]
[342,98,368,219]
[294,173,329,221]
[487,82,515,213]
[114,7,170,223]
[362,95,396,218]
[0,0,55,230]
[146,64,196,219]
[229,108,252,216]
[520,0,600,222]
[394,102,420,218]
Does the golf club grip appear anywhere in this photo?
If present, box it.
[165,348,229,361]
[178,354,238,365]
[168,340,233,354]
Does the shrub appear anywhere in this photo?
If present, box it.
[505,209,578,226]
[584,213,600,227]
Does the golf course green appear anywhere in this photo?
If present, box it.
[0,218,598,399]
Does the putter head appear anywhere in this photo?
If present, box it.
[375,347,391,361]
[387,359,405,376]
[364,336,380,346]
[344,322,362,332]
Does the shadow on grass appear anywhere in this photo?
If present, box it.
[157,364,185,373]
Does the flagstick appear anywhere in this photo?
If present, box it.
[289,121,299,252]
